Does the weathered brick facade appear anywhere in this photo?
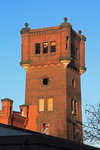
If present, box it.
[0,18,86,143]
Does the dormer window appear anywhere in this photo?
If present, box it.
[35,43,40,54]
[50,41,56,52]
[43,42,48,54]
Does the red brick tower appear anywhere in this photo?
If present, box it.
[20,18,86,142]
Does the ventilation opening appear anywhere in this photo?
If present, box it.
[43,78,49,85]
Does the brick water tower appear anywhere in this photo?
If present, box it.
[20,17,86,142]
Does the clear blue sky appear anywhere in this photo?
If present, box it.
[0,0,100,147]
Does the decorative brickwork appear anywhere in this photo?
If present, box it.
[0,18,86,143]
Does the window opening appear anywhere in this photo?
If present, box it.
[50,41,56,52]
[72,79,76,88]
[66,36,69,49]
[27,112,29,118]
[35,43,40,54]
[39,98,44,112]
[71,99,74,114]
[43,78,49,85]
[42,123,49,135]
[74,101,77,114]
[47,98,53,111]
[20,109,24,116]
[75,48,78,59]
[43,42,48,54]
[71,99,77,115]
[71,44,75,58]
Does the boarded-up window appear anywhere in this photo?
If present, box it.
[39,98,44,112]
[47,98,53,111]
[50,41,56,52]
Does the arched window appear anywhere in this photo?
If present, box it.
[71,99,77,115]
[72,79,76,88]
[50,41,56,52]
[43,42,48,54]
[42,123,49,135]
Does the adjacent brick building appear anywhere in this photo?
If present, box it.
[0,18,86,143]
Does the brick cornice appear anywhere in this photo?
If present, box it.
[31,28,60,36]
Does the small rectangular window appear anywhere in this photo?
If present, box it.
[35,43,40,54]
[39,98,44,112]
[74,101,77,114]
[75,48,78,59]
[27,112,29,118]
[47,98,53,111]
[71,44,75,58]
[20,109,24,116]
[43,42,48,54]
[66,36,69,49]
[42,123,49,135]
[71,99,74,114]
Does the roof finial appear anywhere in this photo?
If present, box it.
[78,30,82,35]
[64,17,67,23]
[25,23,28,28]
